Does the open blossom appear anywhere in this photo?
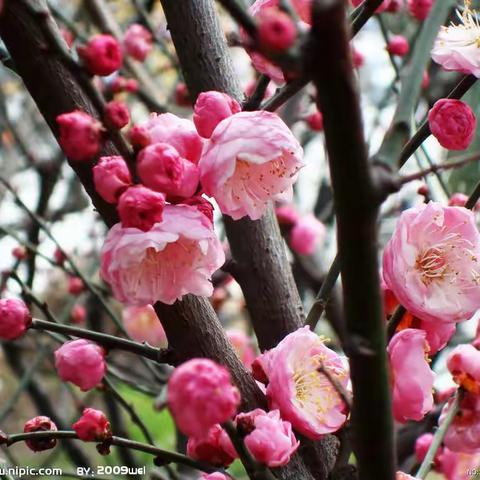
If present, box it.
[388,329,435,423]
[123,24,153,62]
[73,408,111,442]
[56,111,103,161]
[227,329,256,370]
[93,156,132,204]
[289,214,326,256]
[187,424,236,466]
[0,298,31,340]
[200,111,303,220]
[193,91,241,139]
[24,417,58,452]
[122,305,166,346]
[383,202,480,324]
[54,339,106,391]
[78,34,123,76]
[138,113,203,164]
[137,143,200,199]
[428,99,476,151]
[168,358,241,438]
[253,326,349,439]
[236,409,299,467]
[101,204,225,305]
[447,344,480,394]
[432,6,480,77]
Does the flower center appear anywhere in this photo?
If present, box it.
[416,246,449,285]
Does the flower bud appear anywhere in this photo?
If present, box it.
[386,35,410,57]
[93,156,132,204]
[54,248,67,265]
[129,124,152,150]
[275,204,299,226]
[12,246,27,260]
[407,0,432,21]
[181,196,214,224]
[111,76,139,94]
[68,276,85,296]
[78,34,123,76]
[71,304,86,324]
[0,298,31,340]
[123,24,153,62]
[175,83,191,107]
[447,344,480,394]
[56,111,103,161]
[305,111,323,131]
[257,8,296,52]
[104,101,130,130]
[24,416,58,452]
[73,408,112,442]
[352,47,364,69]
[289,215,326,256]
[448,192,469,207]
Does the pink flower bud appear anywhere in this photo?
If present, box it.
[129,124,152,150]
[417,184,429,197]
[422,71,430,89]
[111,76,139,94]
[73,408,112,442]
[227,329,256,371]
[125,78,139,92]
[168,358,241,438]
[448,192,469,207]
[181,196,214,224]
[0,298,31,340]
[123,24,153,62]
[305,111,323,131]
[24,416,58,452]
[187,424,237,467]
[78,34,123,76]
[238,409,299,467]
[117,185,166,231]
[289,214,326,256]
[12,246,27,260]
[193,91,241,139]
[447,344,480,394]
[175,83,191,107]
[61,28,75,48]
[71,304,86,324]
[257,8,296,52]
[386,35,410,57]
[54,339,106,391]
[275,204,299,226]
[137,143,200,199]
[54,248,66,265]
[56,111,103,161]
[200,474,229,480]
[386,0,403,13]
[93,156,132,204]
[104,101,130,130]
[407,0,432,21]
[352,47,364,69]
[122,305,166,347]
[415,433,443,466]
[428,99,476,151]
[68,276,85,296]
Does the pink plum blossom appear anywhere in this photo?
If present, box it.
[129,124,152,150]
[137,143,200,199]
[289,214,326,256]
[182,196,214,224]
[168,358,241,438]
[123,24,153,62]
[428,99,476,151]
[187,424,236,466]
[306,111,323,131]
[227,329,256,370]
[200,474,229,480]
[93,156,132,204]
[447,344,480,394]
[275,204,300,226]
[24,417,58,452]
[138,113,203,164]
[122,304,166,346]
[254,326,349,439]
[104,100,130,130]
[68,276,85,295]
[71,304,86,324]
[408,0,432,20]
[54,339,106,391]
[100,204,225,305]
[236,409,299,467]
[175,83,191,107]
[73,408,111,442]
[200,111,303,220]
[449,192,469,207]
[77,34,123,76]
[0,298,31,340]
[257,7,297,53]
[193,91,241,139]
[386,35,410,56]
[383,202,480,324]
[388,329,435,423]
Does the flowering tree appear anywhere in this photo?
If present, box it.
[2,0,480,479]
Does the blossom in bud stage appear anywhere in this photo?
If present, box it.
[448,192,469,207]
[168,358,241,438]
[104,101,130,130]
[56,111,102,161]
[101,204,225,305]
[386,0,403,13]
[68,276,85,295]
[415,433,437,463]
[227,329,256,370]
[54,248,66,265]
[138,113,203,164]
[111,76,138,93]
[257,8,297,53]
[181,196,215,224]
[175,83,191,107]
[71,303,86,324]
[73,408,112,442]
[383,202,480,324]
[386,35,410,56]
[276,204,299,226]
[61,28,75,48]
[187,424,237,467]
[137,143,200,199]
[289,214,326,256]
[352,47,365,68]
[447,344,480,394]
[305,111,323,131]
[54,339,106,391]
[0,298,31,340]
[12,246,27,260]
[123,24,153,62]
[422,71,430,89]
[78,34,123,76]
[117,185,165,231]
[428,99,476,150]
[417,184,429,197]
[122,305,166,346]
[432,5,480,76]
[200,111,303,220]
[129,124,152,150]
[193,91,241,139]
[24,417,58,452]
[200,474,229,480]
[254,326,349,439]
[408,0,433,21]
[388,329,435,422]
[93,156,132,204]
[236,409,299,467]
